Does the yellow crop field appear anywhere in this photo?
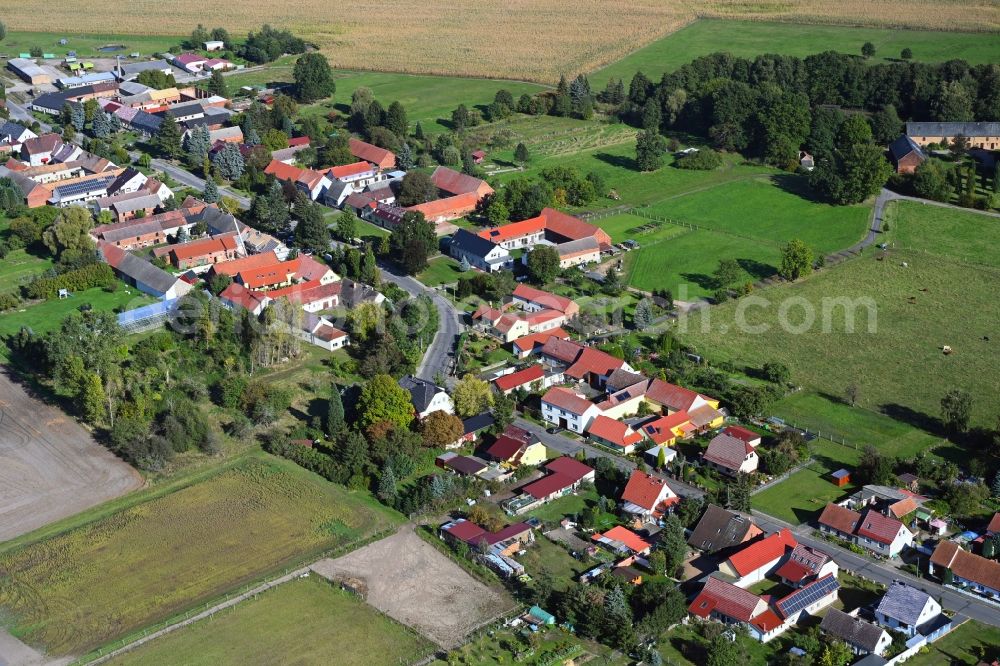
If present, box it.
[0,0,997,82]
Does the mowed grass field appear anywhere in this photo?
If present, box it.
[0,455,400,657]
[676,205,1000,426]
[591,19,1000,87]
[4,4,998,82]
[886,200,1000,268]
[107,576,433,666]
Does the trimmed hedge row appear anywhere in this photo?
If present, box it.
[23,262,116,300]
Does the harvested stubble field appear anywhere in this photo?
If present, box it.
[1,0,997,82]
[0,455,400,657]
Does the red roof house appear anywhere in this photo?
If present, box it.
[494,365,545,395]
[349,138,396,170]
[620,469,679,520]
[592,525,651,555]
[510,329,570,358]
[587,415,643,454]
[719,529,797,585]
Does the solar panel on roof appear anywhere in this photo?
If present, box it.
[777,576,839,617]
[53,176,115,198]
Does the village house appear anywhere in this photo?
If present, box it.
[0,121,37,155]
[483,425,547,468]
[820,608,892,657]
[690,575,841,644]
[929,540,1000,600]
[478,208,612,262]
[452,412,494,449]
[818,503,913,558]
[874,581,950,640]
[472,304,569,343]
[774,544,839,588]
[323,161,384,207]
[587,414,643,454]
[906,121,1000,150]
[591,525,652,556]
[440,518,534,578]
[511,284,580,317]
[450,229,512,272]
[888,135,927,174]
[218,282,271,316]
[165,233,242,271]
[540,387,601,434]
[504,457,595,515]
[510,328,570,358]
[264,160,331,201]
[408,192,480,227]
[718,529,797,587]
[209,252,338,292]
[688,504,762,553]
[619,469,679,522]
[399,375,454,419]
[703,432,759,476]
[295,312,350,351]
[436,452,489,477]
[99,242,193,300]
[21,134,63,166]
[493,364,556,395]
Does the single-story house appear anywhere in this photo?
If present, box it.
[591,525,651,556]
[703,432,759,476]
[619,469,679,521]
[483,426,547,468]
[929,540,1000,600]
[587,414,643,454]
[504,457,595,514]
[888,135,927,174]
[874,581,948,640]
[718,528,797,587]
[399,375,454,419]
[821,608,892,656]
[688,504,762,553]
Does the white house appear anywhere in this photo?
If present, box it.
[718,529,797,588]
[399,375,454,419]
[821,609,893,657]
[540,387,601,434]
[619,469,679,521]
[449,229,512,273]
[703,432,759,476]
[874,582,942,638]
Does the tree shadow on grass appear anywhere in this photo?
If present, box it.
[594,152,637,171]
[770,172,825,204]
[735,258,777,280]
[679,272,716,290]
[880,402,942,436]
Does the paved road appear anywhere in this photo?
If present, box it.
[377,261,464,382]
[150,158,251,209]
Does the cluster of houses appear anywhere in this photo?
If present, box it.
[0,125,172,210]
[449,207,611,273]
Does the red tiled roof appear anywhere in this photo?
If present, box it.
[621,470,676,512]
[349,138,395,168]
[539,337,584,364]
[486,435,526,462]
[726,529,797,577]
[525,309,564,327]
[431,166,492,197]
[219,281,269,312]
[211,251,284,277]
[593,526,651,553]
[328,161,373,179]
[478,216,546,243]
[511,329,570,354]
[723,425,761,445]
[264,159,304,182]
[265,279,341,306]
[587,415,642,449]
[988,512,1000,534]
[538,207,607,243]
[544,456,593,483]
[541,387,594,415]
[750,609,783,633]
[703,433,755,471]
[775,559,813,584]
[688,577,763,623]
[169,233,238,261]
[888,497,919,519]
[565,347,625,380]
[513,283,576,313]
[495,365,545,392]
[444,519,487,544]
[775,544,831,583]
[856,509,906,545]
[818,503,861,535]
[288,136,311,147]
[644,379,701,412]
[407,192,479,219]
[931,540,1000,592]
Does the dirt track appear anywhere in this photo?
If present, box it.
[310,527,514,648]
[0,372,143,543]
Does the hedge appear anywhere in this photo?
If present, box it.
[23,262,116,300]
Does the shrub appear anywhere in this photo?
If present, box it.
[23,263,115,300]
[675,148,723,170]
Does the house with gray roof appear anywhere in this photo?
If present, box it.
[906,122,1000,150]
[100,243,193,300]
[874,581,945,638]
[820,608,892,656]
[118,60,174,81]
[449,229,511,273]
[398,375,454,420]
[888,135,926,174]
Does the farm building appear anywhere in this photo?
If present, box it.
[7,58,51,85]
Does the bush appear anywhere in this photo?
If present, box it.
[675,148,723,170]
[23,263,115,300]
[0,292,21,311]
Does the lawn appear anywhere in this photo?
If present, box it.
[107,576,433,666]
[773,391,941,460]
[434,625,622,666]
[677,247,1000,427]
[417,255,464,287]
[0,247,54,294]
[0,284,156,342]
[753,462,857,525]
[905,620,1000,666]
[590,19,1000,88]
[0,455,400,656]
[885,200,1000,268]
[528,488,616,529]
[0,31,180,58]
[516,536,588,590]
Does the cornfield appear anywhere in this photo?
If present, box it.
[1,0,996,82]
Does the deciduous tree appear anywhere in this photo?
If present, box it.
[452,374,494,417]
[358,374,414,430]
[293,52,335,103]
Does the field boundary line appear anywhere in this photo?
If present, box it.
[71,526,397,665]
